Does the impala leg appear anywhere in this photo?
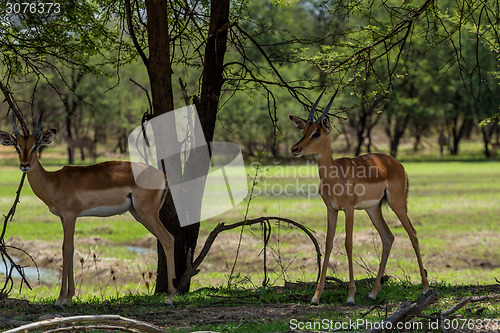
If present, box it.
[345,209,356,305]
[56,214,76,307]
[312,208,338,306]
[366,205,394,300]
[131,206,177,305]
[151,223,176,305]
[391,205,429,293]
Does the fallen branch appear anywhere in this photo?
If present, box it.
[3,315,167,333]
[43,325,142,333]
[367,289,438,333]
[442,293,500,316]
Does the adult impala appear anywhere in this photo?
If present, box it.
[0,113,176,307]
[289,91,429,305]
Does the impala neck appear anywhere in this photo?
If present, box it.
[316,140,336,180]
[26,160,52,202]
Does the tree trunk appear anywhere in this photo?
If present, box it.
[481,126,491,158]
[450,117,464,156]
[66,109,74,165]
[413,134,421,152]
[144,0,231,294]
[143,0,184,295]
[354,132,364,156]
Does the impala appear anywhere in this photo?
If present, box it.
[62,134,96,161]
[0,113,176,307]
[289,91,429,305]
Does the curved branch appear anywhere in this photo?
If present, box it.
[177,216,322,291]
[3,315,167,333]
[125,0,149,70]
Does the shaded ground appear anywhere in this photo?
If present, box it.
[0,299,347,331]
[2,225,500,332]
[1,284,499,332]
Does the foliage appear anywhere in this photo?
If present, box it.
[0,0,129,88]
[1,0,498,159]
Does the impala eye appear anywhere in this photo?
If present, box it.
[311,131,321,138]
[31,145,37,152]
[15,146,21,153]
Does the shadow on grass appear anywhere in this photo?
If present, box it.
[1,279,499,332]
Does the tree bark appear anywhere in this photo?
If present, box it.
[480,124,492,158]
[174,0,231,293]
[144,0,231,294]
[65,112,74,165]
[142,0,184,295]
[197,0,230,142]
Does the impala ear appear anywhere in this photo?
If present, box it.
[0,131,17,146]
[37,129,56,146]
[320,116,331,134]
[289,116,307,130]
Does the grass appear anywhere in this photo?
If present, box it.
[2,281,499,332]
[0,141,499,331]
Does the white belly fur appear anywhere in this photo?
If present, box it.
[354,199,381,210]
[79,196,132,217]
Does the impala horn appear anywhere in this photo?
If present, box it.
[316,87,339,124]
[12,113,22,138]
[32,109,45,138]
[307,89,325,122]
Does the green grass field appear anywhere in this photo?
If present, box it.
[0,142,499,331]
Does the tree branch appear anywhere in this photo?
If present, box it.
[177,216,322,291]
[0,81,29,135]
[124,0,149,70]
[3,315,167,333]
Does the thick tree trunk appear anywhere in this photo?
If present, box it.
[143,0,186,295]
[197,0,230,142]
[175,0,230,293]
[144,0,230,294]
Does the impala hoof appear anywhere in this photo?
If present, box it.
[347,297,355,306]
[164,296,174,306]
[310,301,319,306]
[347,301,356,306]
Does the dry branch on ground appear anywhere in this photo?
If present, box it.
[3,315,168,333]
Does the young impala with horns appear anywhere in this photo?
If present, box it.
[0,113,176,307]
[289,91,429,305]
